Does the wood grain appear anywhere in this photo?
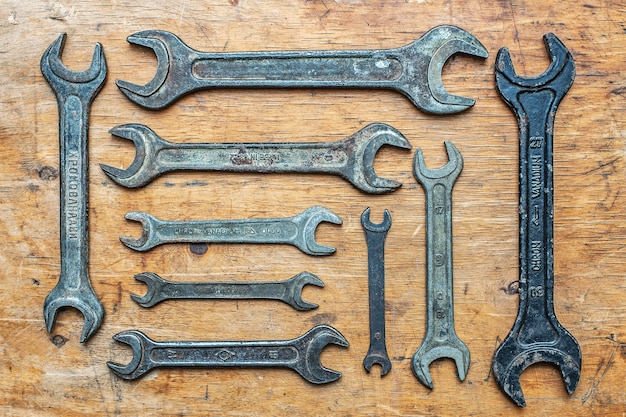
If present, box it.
[0,0,624,415]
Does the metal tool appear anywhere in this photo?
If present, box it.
[40,34,106,343]
[361,208,392,376]
[120,206,342,255]
[131,271,324,310]
[116,27,488,114]
[100,123,412,194]
[411,142,469,389]
[491,34,581,407]
[107,325,349,384]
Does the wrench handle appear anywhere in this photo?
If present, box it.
[158,281,290,302]
[365,231,388,346]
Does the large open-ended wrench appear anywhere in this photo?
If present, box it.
[100,123,411,193]
[491,34,581,407]
[411,142,469,389]
[40,34,106,343]
[116,26,488,114]
[107,325,349,384]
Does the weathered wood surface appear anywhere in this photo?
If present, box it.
[0,1,624,415]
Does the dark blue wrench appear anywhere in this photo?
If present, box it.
[491,33,581,407]
[40,34,106,343]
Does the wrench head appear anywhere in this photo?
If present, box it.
[120,212,162,252]
[360,207,392,233]
[363,350,392,377]
[101,124,170,188]
[131,272,168,308]
[413,141,463,186]
[107,330,154,380]
[292,206,342,256]
[292,325,349,384]
[411,337,470,389]
[40,33,107,100]
[283,272,324,311]
[343,124,412,194]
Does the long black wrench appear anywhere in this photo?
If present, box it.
[100,123,412,194]
[361,208,392,376]
[40,34,106,343]
[411,142,469,389]
[108,325,349,384]
[116,26,488,113]
[131,271,324,310]
[491,34,581,407]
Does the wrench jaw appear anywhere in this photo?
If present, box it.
[131,272,168,308]
[413,141,463,185]
[343,124,412,194]
[363,351,392,377]
[411,338,471,389]
[292,206,342,256]
[294,325,349,384]
[284,272,324,311]
[120,212,162,252]
[107,330,155,380]
[360,207,392,234]
[100,124,170,188]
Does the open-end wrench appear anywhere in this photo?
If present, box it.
[40,34,106,343]
[411,142,469,389]
[131,271,323,310]
[107,325,349,384]
[120,206,341,255]
[491,34,581,407]
[361,208,392,376]
[116,27,488,114]
[100,123,412,194]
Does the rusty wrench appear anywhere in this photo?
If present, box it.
[100,123,412,193]
[411,142,469,388]
[361,208,392,376]
[116,26,488,114]
[108,325,349,384]
[40,34,106,343]
[491,34,581,407]
[131,271,324,310]
[120,206,341,255]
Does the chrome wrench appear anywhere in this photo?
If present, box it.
[40,34,106,343]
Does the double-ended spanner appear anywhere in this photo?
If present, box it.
[491,34,581,407]
[100,123,412,194]
[108,325,349,384]
[131,271,324,310]
[411,142,469,389]
[40,34,106,343]
[120,206,341,255]
[116,26,488,114]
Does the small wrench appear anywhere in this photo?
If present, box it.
[100,123,412,193]
[116,26,488,114]
[361,208,392,376]
[411,142,469,389]
[40,34,106,343]
[120,206,341,255]
[107,325,349,384]
[131,271,323,310]
[491,34,581,407]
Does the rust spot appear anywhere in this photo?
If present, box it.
[307,313,337,326]
[190,243,209,255]
[51,334,67,348]
[38,165,58,181]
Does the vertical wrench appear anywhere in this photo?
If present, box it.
[491,34,581,407]
[411,142,469,389]
[40,34,106,343]
[361,208,392,376]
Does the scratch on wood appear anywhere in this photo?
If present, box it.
[581,336,624,406]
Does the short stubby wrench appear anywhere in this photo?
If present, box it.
[131,271,323,310]
[108,325,349,384]
[100,123,412,194]
[411,142,469,389]
[361,208,392,376]
[491,34,581,407]
[40,34,106,343]
[120,206,342,255]
[116,26,488,114]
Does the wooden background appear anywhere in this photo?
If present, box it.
[0,0,624,416]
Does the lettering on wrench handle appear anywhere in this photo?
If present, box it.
[119,206,341,255]
[131,271,324,310]
[40,34,106,343]
[107,325,349,384]
[491,34,581,407]
[411,142,469,389]
[100,123,412,193]
[116,27,488,114]
[361,208,392,376]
